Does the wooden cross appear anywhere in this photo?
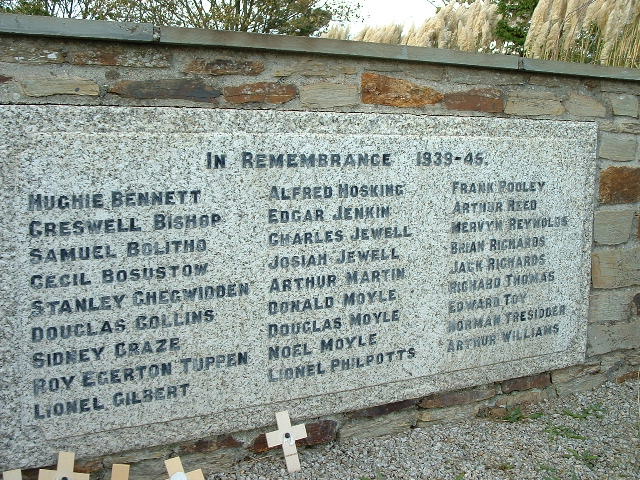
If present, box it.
[266,411,307,473]
[38,452,89,480]
[3,470,22,480]
[110,464,129,480]
[164,457,204,480]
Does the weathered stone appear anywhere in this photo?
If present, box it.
[110,79,221,102]
[248,420,337,453]
[598,120,640,135]
[361,72,443,107]
[184,58,264,75]
[476,405,508,420]
[607,93,639,118]
[589,289,636,325]
[274,61,357,77]
[443,88,504,112]
[592,247,640,288]
[178,448,247,472]
[633,293,640,314]
[495,387,556,407]
[501,373,551,393]
[0,74,12,83]
[339,410,417,440]
[348,398,418,418]
[598,132,637,161]
[419,384,496,409]
[20,77,100,97]
[73,457,103,474]
[300,83,359,108]
[553,363,606,396]
[601,80,640,95]
[223,82,296,104]
[593,209,635,244]
[587,318,640,356]
[0,44,64,64]
[528,74,581,88]
[504,95,565,116]
[67,48,172,68]
[416,403,481,423]
[176,435,242,454]
[616,370,640,383]
[565,93,606,117]
[447,67,524,85]
[599,167,640,204]
[552,361,600,384]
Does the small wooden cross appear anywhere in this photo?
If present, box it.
[110,464,129,480]
[266,411,307,473]
[164,457,204,480]
[38,452,89,480]
[3,469,22,480]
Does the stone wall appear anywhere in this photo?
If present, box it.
[1,13,638,478]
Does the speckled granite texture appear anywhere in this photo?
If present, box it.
[0,106,596,467]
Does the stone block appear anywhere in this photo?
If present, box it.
[20,77,99,96]
[178,448,247,472]
[601,80,640,95]
[495,387,556,407]
[0,43,64,64]
[416,403,480,423]
[184,58,264,75]
[446,66,525,85]
[565,93,606,117]
[274,61,357,77]
[348,398,418,418]
[300,83,359,108]
[476,405,508,420]
[607,93,639,118]
[616,370,640,383]
[67,47,172,68]
[598,132,637,161]
[599,120,640,135]
[587,318,640,356]
[176,435,242,455]
[339,410,416,440]
[589,289,636,325]
[504,94,565,116]
[553,364,606,396]
[73,457,103,474]
[110,79,221,102]
[443,88,504,113]
[501,373,551,393]
[248,419,337,453]
[223,82,296,104]
[599,167,640,204]
[361,72,443,107]
[592,247,640,288]
[593,209,635,244]
[419,384,496,409]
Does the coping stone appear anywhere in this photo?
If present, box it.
[0,13,154,42]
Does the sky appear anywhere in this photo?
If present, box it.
[346,0,437,34]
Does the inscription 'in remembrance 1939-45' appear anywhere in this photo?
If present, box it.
[6,107,593,442]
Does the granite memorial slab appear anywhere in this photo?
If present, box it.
[0,106,596,465]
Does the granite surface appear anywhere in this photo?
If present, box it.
[0,106,597,468]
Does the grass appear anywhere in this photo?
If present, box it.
[563,448,599,470]
[504,406,525,422]
[545,425,587,440]
[359,471,386,480]
[562,403,606,420]
[503,406,544,422]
